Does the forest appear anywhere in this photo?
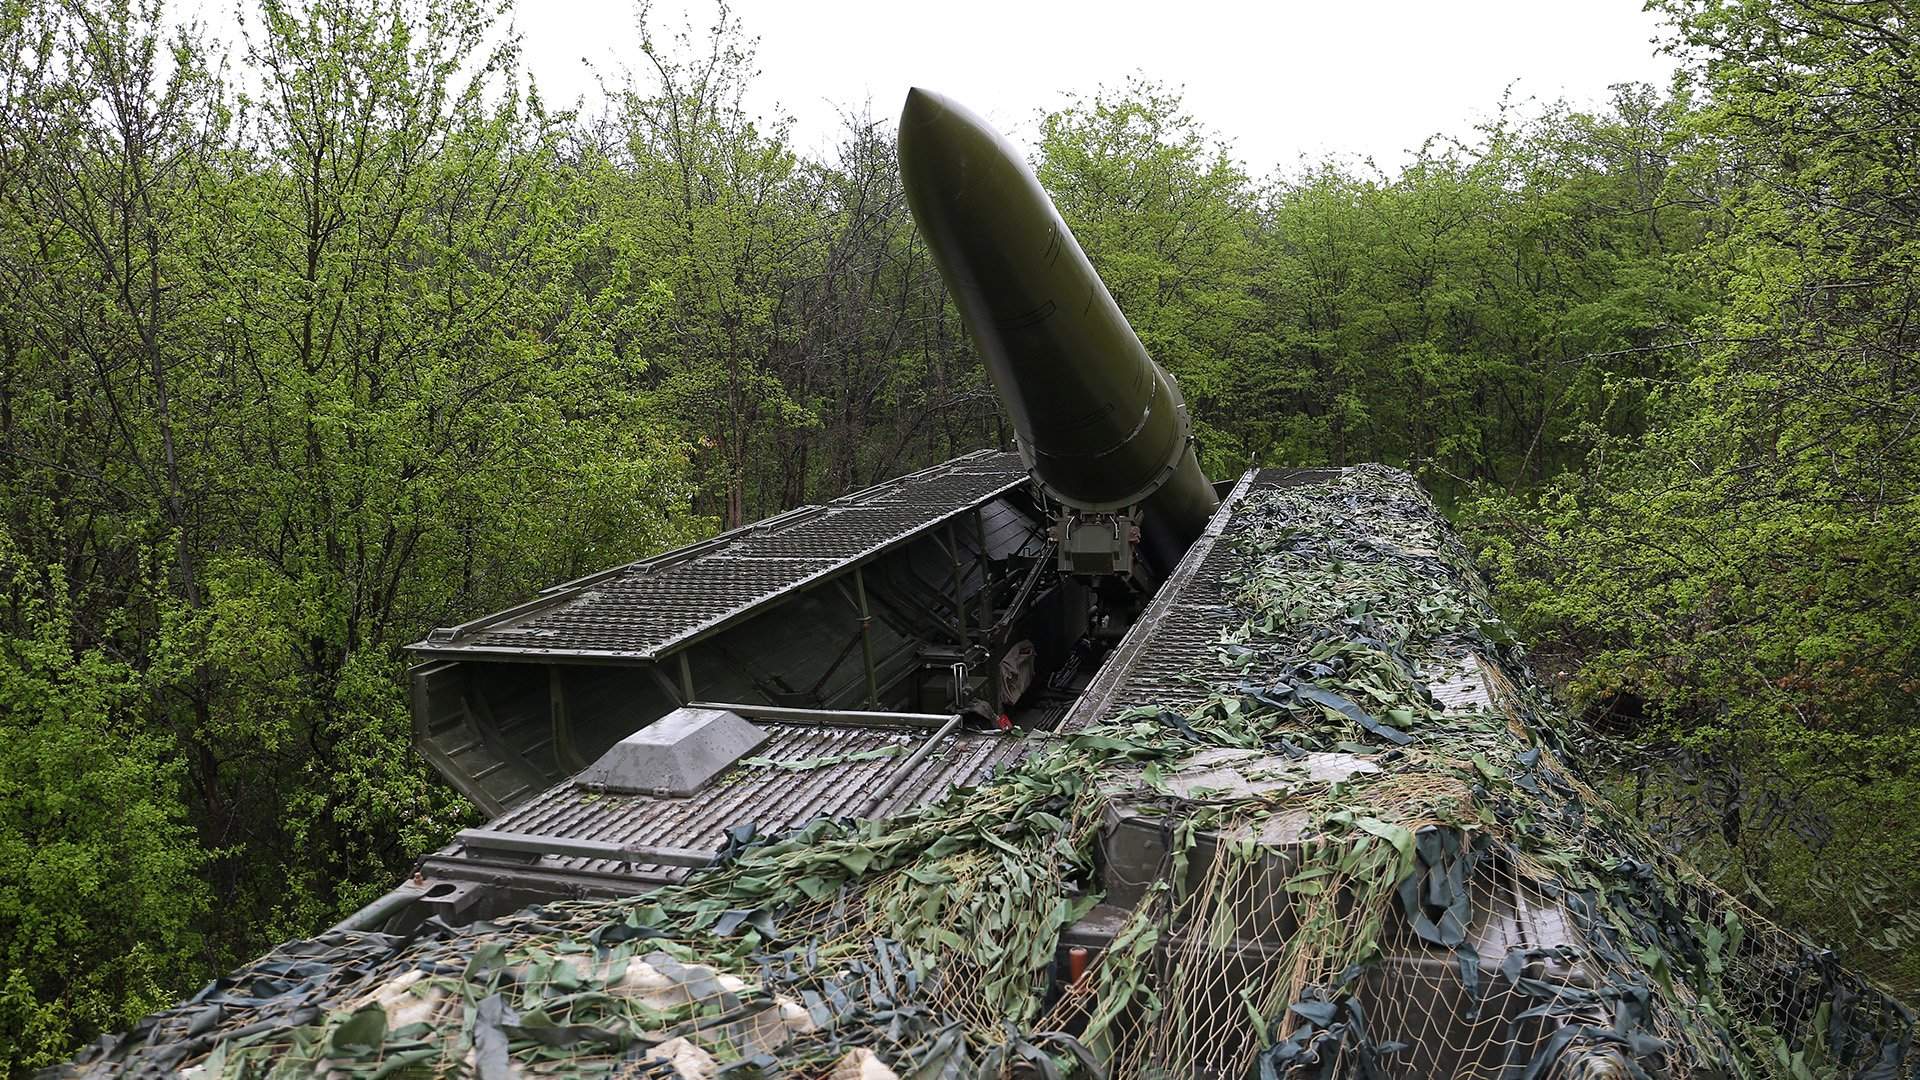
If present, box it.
[0,0,1913,1071]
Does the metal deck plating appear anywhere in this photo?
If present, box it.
[409,450,1030,663]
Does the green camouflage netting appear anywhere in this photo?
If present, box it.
[62,467,1916,1079]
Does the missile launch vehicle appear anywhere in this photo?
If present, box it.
[63,92,1915,1080]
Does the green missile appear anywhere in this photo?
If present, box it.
[897,88,1218,571]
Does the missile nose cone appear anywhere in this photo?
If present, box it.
[900,86,938,128]
[899,87,965,138]
[897,88,989,201]
[897,88,1034,287]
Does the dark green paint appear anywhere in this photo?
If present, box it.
[898,88,1218,569]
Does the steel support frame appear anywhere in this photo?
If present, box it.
[853,566,880,707]
[945,520,968,647]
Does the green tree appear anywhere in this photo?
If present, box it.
[0,0,706,1066]
[0,4,228,1061]
[594,2,821,528]
[1470,0,1920,990]
[0,548,208,1072]
[1035,79,1706,492]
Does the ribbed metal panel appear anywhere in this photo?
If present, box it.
[433,722,1039,886]
[1062,470,1294,730]
[410,451,1029,662]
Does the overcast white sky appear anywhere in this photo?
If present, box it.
[510,0,1680,176]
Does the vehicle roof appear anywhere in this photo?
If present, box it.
[409,449,1029,663]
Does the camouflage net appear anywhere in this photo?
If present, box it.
[66,467,1915,1079]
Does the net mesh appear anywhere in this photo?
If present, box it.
[63,466,1916,1079]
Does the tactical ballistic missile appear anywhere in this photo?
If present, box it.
[898,88,1218,573]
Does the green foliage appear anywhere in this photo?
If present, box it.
[598,5,819,527]
[1465,0,1920,992]
[1034,79,1710,493]
[0,0,706,1068]
[0,544,207,1072]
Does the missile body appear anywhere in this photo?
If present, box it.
[898,88,1218,572]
